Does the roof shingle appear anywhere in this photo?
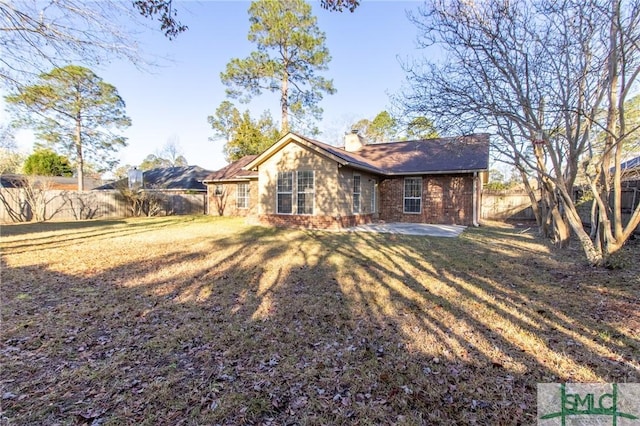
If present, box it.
[203,155,258,182]
[94,166,212,191]
[295,133,489,175]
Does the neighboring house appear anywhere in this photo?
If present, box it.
[204,132,490,229]
[95,165,212,193]
[95,166,213,216]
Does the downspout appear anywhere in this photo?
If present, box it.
[205,183,209,215]
[472,172,480,227]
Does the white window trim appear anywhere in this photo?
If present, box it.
[403,177,422,214]
[276,171,294,215]
[353,174,361,214]
[371,181,377,213]
[296,170,315,216]
[236,183,249,209]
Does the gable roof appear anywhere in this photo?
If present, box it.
[245,132,490,176]
[243,132,384,174]
[95,166,212,191]
[203,155,259,182]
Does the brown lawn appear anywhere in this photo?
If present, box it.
[1,216,639,425]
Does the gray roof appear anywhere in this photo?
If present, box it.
[95,166,212,191]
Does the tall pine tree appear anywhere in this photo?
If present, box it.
[5,65,131,190]
[221,0,335,133]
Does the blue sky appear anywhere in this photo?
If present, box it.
[4,1,429,173]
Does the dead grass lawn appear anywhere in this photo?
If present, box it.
[1,216,639,425]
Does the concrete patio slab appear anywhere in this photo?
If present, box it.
[345,222,466,237]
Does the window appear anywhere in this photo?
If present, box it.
[236,183,249,209]
[214,184,224,196]
[353,175,361,213]
[371,181,376,213]
[404,177,422,214]
[277,172,293,214]
[297,171,314,215]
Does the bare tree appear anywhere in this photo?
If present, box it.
[401,0,640,265]
[0,124,23,173]
[116,182,164,217]
[212,185,228,216]
[160,135,188,166]
[0,0,186,88]
[0,175,65,222]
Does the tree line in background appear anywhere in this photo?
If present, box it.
[208,104,441,162]
[114,137,189,179]
[1,125,189,180]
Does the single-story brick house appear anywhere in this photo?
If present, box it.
[203,132,489,229]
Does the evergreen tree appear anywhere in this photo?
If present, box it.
[22,149,73,176]
[221,0,335,133]
[208,101,280,162]
[5,65,131,190]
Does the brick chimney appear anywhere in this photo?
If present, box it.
[344,129,365,152]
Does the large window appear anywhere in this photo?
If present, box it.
[404,177,422,214]
[297,171,314,215]
[353,175,361,213]
[277,172,293,214]
[236,183,249,209]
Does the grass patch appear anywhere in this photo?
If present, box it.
[1,216,639,424]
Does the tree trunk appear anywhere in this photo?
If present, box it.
[519,166,542,227]
[608,0,623,241]
[539,190,552,238]
[557,185,604,265]
[281,70,289,133]
[590,198,598,239]
[551,205,571,248]
[76,113,84,191]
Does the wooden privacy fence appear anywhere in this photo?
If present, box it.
[482,183,640,233]
[0,189,206,223]
[576,181,640,233]
[481,189,538,221]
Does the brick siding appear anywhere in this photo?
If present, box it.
[207,181,258,217]
[379,175,474,225]
[259,214,374,230]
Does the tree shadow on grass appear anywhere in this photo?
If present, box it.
[1,222,638,425]
[0,217,191,254]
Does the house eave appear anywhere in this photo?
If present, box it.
[142,188,206,192]
[341,162,385,175]
[203,177,257,184]
[383,168,488,176]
